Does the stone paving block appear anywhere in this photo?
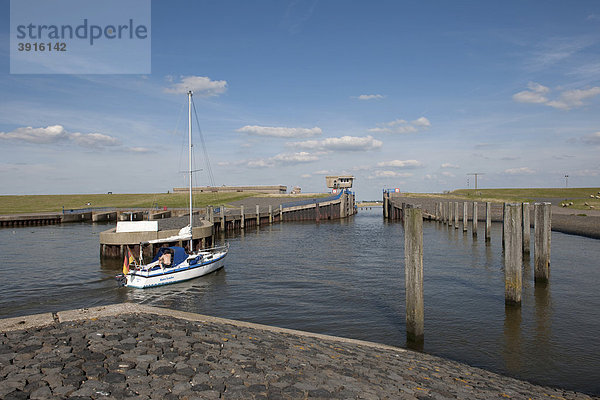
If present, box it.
[0,304,597,400]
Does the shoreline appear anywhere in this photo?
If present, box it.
[1,304,596,399]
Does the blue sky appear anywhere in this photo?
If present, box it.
[1,0,599,200]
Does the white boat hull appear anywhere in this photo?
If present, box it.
[123,249,227,289]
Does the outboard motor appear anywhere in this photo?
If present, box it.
[115,273,127,286]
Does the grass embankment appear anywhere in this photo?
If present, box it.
[0,192,255,215]
[405,188,600,211]
[0,191,334,215]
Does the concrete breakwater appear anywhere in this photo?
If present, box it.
[99,191,356,259]
[0,304,594,399]
[0,209,173,228]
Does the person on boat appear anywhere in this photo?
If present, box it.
[158,250,172,267]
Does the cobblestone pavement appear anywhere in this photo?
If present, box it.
[0,305,596,400]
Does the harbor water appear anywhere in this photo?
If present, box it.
[1,208,599,394]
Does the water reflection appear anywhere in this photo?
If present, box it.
[1,209,599,394]
[503,305,523,373]
[534,282,553,371]
[126,268,228,311]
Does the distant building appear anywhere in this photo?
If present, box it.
[325,175,354,189]
[290,186,302,194]
[173,185,287,194]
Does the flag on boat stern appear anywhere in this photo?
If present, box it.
[123,248,135,274]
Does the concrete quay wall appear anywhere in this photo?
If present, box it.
[0,304,594,399]
[99,220,214,259]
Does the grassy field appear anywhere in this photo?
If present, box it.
[0,191,334,215]
[405,188,600,210]
[0,192,254,214]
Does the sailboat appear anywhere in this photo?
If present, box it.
[117,91,228,288]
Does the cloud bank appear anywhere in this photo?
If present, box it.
[164,76,228,96]
[0,125,121,148]
[377,159,423,168]
[237,125,322,138]
[513,82,600,110]
[291,135,382,151]
[369,117,431,134]
[353,94,384,100]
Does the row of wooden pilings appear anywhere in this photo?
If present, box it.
[433,200,551,287]
[396,201,551,343]
[204,202,343,233]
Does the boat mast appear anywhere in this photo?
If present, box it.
[188,90,193,252]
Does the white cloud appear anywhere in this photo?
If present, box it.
[513,82,600,110]
[441,163,460,169]
[354,94,384,100]
[0,125,68,144]
[291,135,382,151]
[528,37,594,70]
[301,174,311,178]
[272,151,319,163]
[512,82,550,104]
[441,171,455,177]
[0,125,121,148]
[504,167,536,175]
[377,159,422,168]
[127,147,153,153]
[374,170,413,178]
[247,159,274,168]
[369,117,431,134]
[246,151,319,168]
[237,125,322,138]
[412,117,431,127]
[70,132,121,148]
[582,132,600,145]
[164,76,228,97]
[547,87,600,110]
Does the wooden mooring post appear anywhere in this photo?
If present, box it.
[256,205,260,226]
[221,205,226,231]
[383,192,389,219]
[504,203,522,306]
[463,202,468,232]
[522,203,530,254]
[472,202,478,236]
[454,202,459,229]
[279,204,283,223]
[442,202,446,224]
[269,205,273,224]
[448,202,453,227]
[502,203,506,249]
[240,206,245,229]
[485,202,491,242]
[534,202,551,283]
[404,205,424,343]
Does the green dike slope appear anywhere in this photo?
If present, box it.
[0,192,256,215]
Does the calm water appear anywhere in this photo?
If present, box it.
[1,208,599,394]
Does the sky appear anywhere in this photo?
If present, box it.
[1,0,599,200]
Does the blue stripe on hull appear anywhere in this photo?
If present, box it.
[126,253,226,288]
